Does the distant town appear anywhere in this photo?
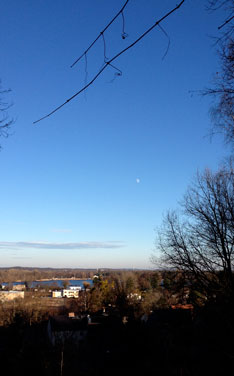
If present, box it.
[0,266,230,375]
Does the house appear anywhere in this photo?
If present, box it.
[62,289,79,298]
[68,285,82,291]
[52,287,80,298]
[52,290,62,298]
[12,283,26,291]
[47,314,88,346]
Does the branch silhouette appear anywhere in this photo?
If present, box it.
[218,14,234,30]
[70,0,130,68]
[34,0,185,124]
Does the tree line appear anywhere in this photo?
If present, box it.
[0,267,98,284]
[154,0,234,313]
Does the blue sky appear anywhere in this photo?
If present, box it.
[0,0,230,269]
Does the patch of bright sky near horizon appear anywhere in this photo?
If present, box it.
[0,0,230,269]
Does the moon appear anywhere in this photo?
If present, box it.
[136,178,140,184]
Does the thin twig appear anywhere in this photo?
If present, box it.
[34,0,185,124]
[84,52,88,84]
[70,0,130,68]
[158,24,171,60]
[84,52,88,100]
[108,63,122,75]
[107,63,122,83]
[101,32,108,62]
[121,10,128,39]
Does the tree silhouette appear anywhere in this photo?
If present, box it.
[204,1,234,145]
[0,82,13,148]
[155,162,234,304]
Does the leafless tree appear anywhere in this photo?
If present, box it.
[155,163,234,303]
[204,39,234,145]
[202,1,234,145]
[0,82,13,147]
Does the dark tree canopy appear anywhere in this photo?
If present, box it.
[155,163,234,303]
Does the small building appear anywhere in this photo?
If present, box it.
[68,285,82,291]
[52,290,62,298]
[0,290,24,302]
[47,315,88,347]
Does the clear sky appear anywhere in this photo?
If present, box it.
[0,0,230,269]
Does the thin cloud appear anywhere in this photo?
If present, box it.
[0,241,124,250]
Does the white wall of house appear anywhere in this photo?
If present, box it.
[63,289,79,298]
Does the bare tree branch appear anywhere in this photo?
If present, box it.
[0,82,14,147]
[70,0,130,69]
[218,13,234,29]
[34,0,185,124]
